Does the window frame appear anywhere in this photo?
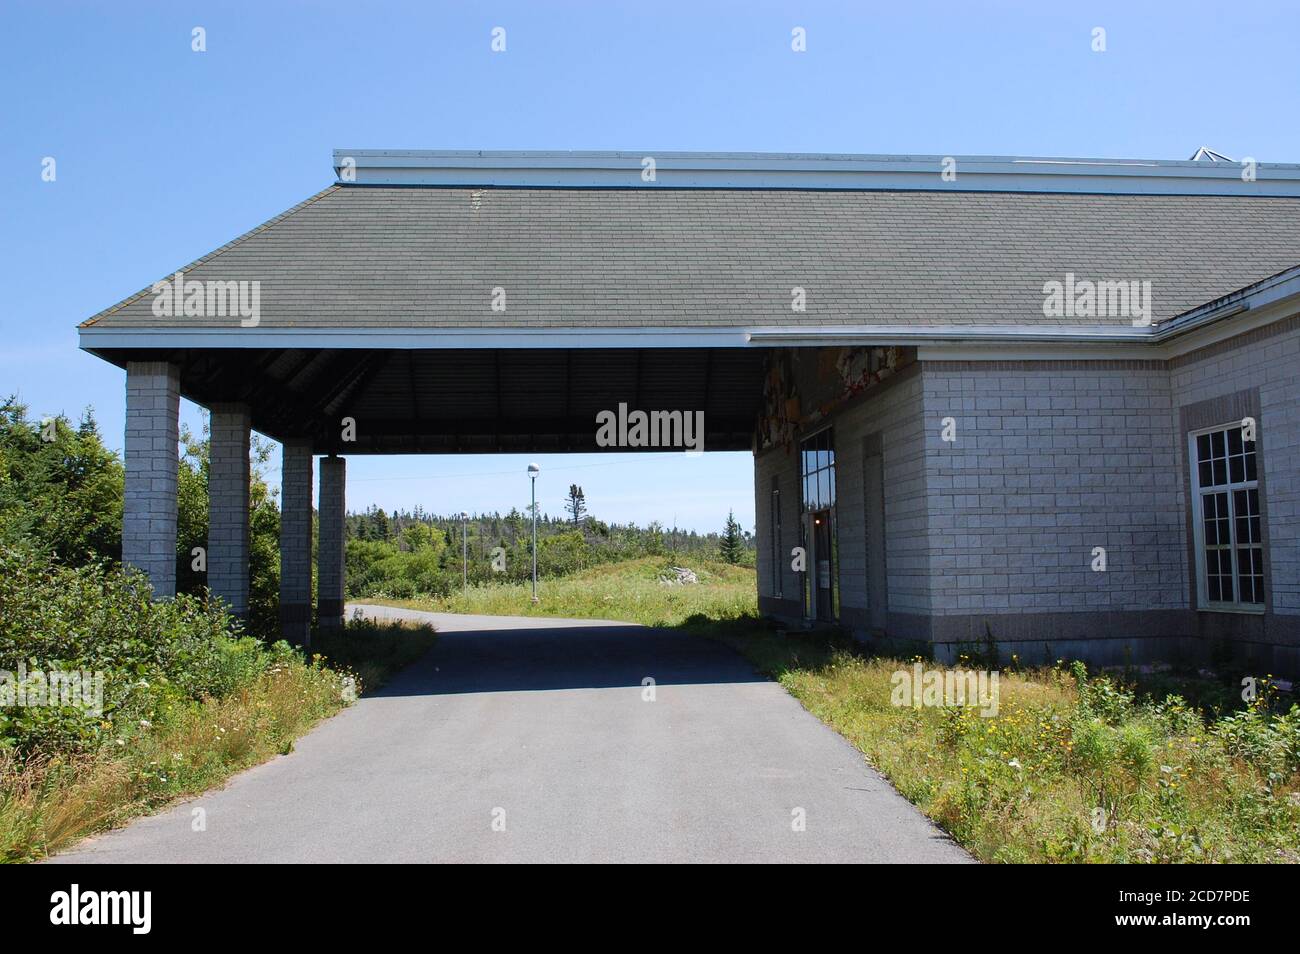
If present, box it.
[1188,422,1265,614]
[799,427,836,514]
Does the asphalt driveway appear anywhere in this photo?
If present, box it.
[51,607,970,864]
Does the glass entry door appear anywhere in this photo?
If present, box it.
[812,509,834,621]
[799,428,838,623]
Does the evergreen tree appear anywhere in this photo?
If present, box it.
[719,510,744,565]
[505,507,525,543]
[371,506,391,542]
[565,484,588,526]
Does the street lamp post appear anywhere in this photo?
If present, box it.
[527,463,540,603]
[460,511,468,590]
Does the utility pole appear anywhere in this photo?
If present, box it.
[528,463,540,603]
[461,511,468,590]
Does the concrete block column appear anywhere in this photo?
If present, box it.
[317,454,347,630]
[208,403,251,617]
[123,361,181,597]
[279,440,314,645]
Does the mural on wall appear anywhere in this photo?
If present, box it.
[754,346,912,452]
[756,351,800,451]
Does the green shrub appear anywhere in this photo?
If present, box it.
[1153,694,1204,736]
[347,539,454,600]
[1115,720,1158,780]
[1072,661,1136,724]
[1214,703,1300,779]
[1069,717,1114,774]
[0,402,123,565]
[538,530,588,576]
[0,545,272,758]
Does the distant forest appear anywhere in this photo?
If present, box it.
[344,487,754,600]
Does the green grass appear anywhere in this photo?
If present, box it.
[1,618,436,863]
[362,556,758,628]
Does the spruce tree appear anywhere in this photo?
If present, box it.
[719,510,744,565]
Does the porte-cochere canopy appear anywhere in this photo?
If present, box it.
[80,150,1300,453]
[78,150,1300,670]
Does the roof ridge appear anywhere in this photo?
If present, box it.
[332,149,1300,195]
[79,184,342,328]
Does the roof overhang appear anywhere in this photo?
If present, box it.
[71,322,1197,357]
[73,321,1184,357]
[333,149,1300,196]
[79,264,1300,363]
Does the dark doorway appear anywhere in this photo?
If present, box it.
[812,509,834,621]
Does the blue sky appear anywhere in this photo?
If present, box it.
[4,0,1299,531]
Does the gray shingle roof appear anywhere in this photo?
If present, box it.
[82,184,1300,330]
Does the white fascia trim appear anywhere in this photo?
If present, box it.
[78,326,755,350]
[747,324,1156,345]
[1154,265,1300,343]
[80,323,1155,352]
[1158,296,1298,359]
[331,149,1300,196]
[913,283,1300,360]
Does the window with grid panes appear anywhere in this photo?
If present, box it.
[1191,423,1264,609]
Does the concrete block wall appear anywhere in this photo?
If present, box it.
[1171,318,1300,616]
[918,360,1187,659]
[754,360,931,634]
[279,441,314,644]
[831,367,931,626]
[754,444,802,617]
[1169,315,1300,672]
[208,403,251,616]
[318,455,347,629]
[754,325,1300,673]
[123,361,180,597]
